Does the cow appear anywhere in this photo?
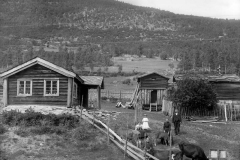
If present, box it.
[173,141,209,160]
[145,143,180,160]
[127,129,148,149]
[155,130,173,146]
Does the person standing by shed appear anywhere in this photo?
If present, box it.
[172,109,182,135]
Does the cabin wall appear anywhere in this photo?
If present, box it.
[81,86,88,108]
[0,85,3,102]
[72,78,83,106]
[139,74,168,89]
[8,64,68,106]
[211,82,240,101]
[140,89,165,105]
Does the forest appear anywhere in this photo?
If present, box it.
[0,0,240,74]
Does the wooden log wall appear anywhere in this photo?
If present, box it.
[8,64,68,106]
[139,73,168,89]
[0,85,3,102]
[140,89,165,105]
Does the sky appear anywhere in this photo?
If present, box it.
[120,0,240,20]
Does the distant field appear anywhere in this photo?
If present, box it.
[113,57,178,73]
[100,57,178,91]
[85,57,178,73]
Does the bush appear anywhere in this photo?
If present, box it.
[122,78,131,85]
[0,150,8,160]
[0,124,7,134]
[3,110,79,128]
[30,126,68,135]
[14,127,29,137]
[72,122,96,141]
[3,110,22,126]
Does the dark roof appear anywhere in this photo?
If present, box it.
[174,74,240,82]
[79,76,104,89]
[137,72,170,80]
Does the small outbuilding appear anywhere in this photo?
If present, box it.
[136,72,170,111]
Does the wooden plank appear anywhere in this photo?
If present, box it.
[3,78,8,107]
[67,77,72,107]
[97,86,101,109]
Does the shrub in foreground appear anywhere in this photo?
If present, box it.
[0,124,7,134]
[3,109,79,128]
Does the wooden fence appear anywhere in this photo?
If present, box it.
[101,89,134,100]
[176,103,240,121]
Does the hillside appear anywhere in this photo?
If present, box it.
[0,0,240,74]
[1,0,240,41]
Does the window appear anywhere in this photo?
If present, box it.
[73,82,78,98]
[44,79,59,96]
[17,79,32,96]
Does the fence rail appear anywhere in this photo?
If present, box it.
[176,103,240,121]
[101,90,134,100]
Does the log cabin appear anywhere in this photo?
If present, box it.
[136,72,170,111]
[0,57,104,109]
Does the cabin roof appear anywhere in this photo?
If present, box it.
[174,74,240,83]
[137,72,170,80]
[0,57,83,83]
[80,76,104,89]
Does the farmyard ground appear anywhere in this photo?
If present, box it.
[100,100,240,160]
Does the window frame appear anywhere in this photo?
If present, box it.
[17,79,33,96]
[73,82,78,99]
[44,79,59,96]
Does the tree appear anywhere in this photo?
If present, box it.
[118,64,122,73]
[167,75,217,111]
[160,52,168,60]
[168,63,174,70]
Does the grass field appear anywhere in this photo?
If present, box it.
[85,57,178,73]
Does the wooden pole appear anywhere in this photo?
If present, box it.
[80,96,83,119]
[224,104,228,122]
[169,107,174,160]
[124,114,129,159]
[107,114,110,145]
[144,132,147,159]
[169,129,172,160]
[120,90,121,101]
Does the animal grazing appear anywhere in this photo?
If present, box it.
[155,130,173,146]
[173,141,209,160]
[145,143,180,160]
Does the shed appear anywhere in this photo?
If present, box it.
[79,76,104,109]
[136,72,170,111]
[0,57,104,109]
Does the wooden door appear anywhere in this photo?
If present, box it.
[151,90,157,103]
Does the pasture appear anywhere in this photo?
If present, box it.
[100,100,240,160]
[84,57,178,73]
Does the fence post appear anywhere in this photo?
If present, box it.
[224,104,228,122]
[120,90,121,101]
[124,114,129,159]
[107,114,110,145]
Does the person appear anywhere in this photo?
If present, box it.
[172,109,182,135]
[142,114,150,130]
[135,122,142,131]
[163,118,171,136]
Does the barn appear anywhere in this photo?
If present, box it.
[135,72,170,111]
[0,57,104,109]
